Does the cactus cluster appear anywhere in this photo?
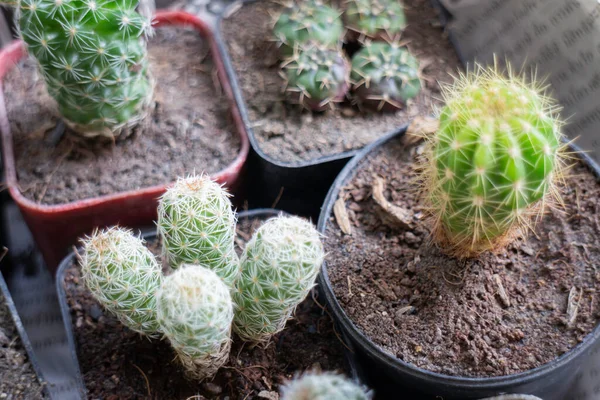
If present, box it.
[345,0,407,41]
[422,64,564,257]
[281,371,372,400]
[7,0,154,138]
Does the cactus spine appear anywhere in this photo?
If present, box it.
[11,0,153,138]
[351,41,420,111]
[345,0,406,41]
[156,265,234,380]
[281,371,372,400]
[282,44,350,111]
[232,216,324,343]
[423,64,564,257]
[79,227,163,336]
[157,175,240,287]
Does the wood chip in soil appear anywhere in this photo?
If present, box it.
[324,136,600,377]
[221,0,461,163]
[4,27,241,206]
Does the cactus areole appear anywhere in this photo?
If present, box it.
[8,0,154,138]
[424,65,564,257]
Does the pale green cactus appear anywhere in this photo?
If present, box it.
[79,227,162,336]
[4,0,154,139]
[345,0,406,41]
[281,371,372,400]
[156,265,233,380]
[273,0,344,56]
[423,64,564,257]
[351,41,420,111]
[156,175,239,287]
[232,215,324,343]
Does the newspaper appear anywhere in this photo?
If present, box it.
[437,0,600,164]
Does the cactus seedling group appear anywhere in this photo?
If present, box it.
[281,371,372,400]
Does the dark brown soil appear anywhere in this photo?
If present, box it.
[221,0,460,163]
[324,136,600,377]
[64,213,350,399]
[4,27,241,206]
[0,293,45,399]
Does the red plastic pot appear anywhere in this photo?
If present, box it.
[0,11,250,274]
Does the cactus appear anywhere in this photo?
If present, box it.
[345,0,406,41]
[156,265,233,380]
[8,0,154,138]
[281,371,372,400]
[282,44,350,111]
[79,227,162,336]
[232,215,324,343]
[422,64,564,257]
[157,175,239,287]
[273,0,344,57]
[350,41,420,111]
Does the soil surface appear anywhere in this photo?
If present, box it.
[324,136,600,377]
[4,27,241,205]
[221,0,461,164]
[64,213,350,399]
[0,292,45,399]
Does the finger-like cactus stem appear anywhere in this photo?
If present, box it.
[281,371,373,400]
[345,0,406,42]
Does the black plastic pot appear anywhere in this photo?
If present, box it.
[213,0,408,221]
[316,127,600,400]
[56,208,361,396]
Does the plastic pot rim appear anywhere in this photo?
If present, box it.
[316,126,600,390]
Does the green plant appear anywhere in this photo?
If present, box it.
[273,0,344,56]
[350,41,420,111]
[232,215,324,343]
[157,175,240,287]
[422,64,564,257]
[156,264,234,380]
[345,0,406,41]
[281,371,372,400]
[4,0,153,138]
[79,227,162,336]
[282,44,350,111]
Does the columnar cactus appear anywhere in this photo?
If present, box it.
[273,0,344,56]
[232,216,324,343]
[281,372,372,400]
[79,227,162,336]
[345,0,406,41]
[422,64,564,257]
[282,45,350,111]
[157,175,239,287]
[7,0,154,138]
[351,41,420,111]
[156,265,234,380]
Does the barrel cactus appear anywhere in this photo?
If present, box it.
[156,265,234,380]
[4,0,154,139]
[281,371,372,400]
[422,64,564,257]
[282,44,350,111]
[233,215,324,343]
[345,0,406,41]
[157,175,239,287]
[273,0,344,57]
[79,227,162,336]
[351,41,420,111]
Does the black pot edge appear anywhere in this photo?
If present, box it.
[0,265,51,398]
[55,208,362,397]
[315,126,600,393]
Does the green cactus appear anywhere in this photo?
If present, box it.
[345,0,406,41]
[350,41,420,111]
[9,0,153,138]
[79,227,162,336]
[156,265,233,380]
[156,175,239,287]
[232,215,324,343]
[282,44,350,111]
[281,371,372,400]
[423,64,564,257]
[273,0,344,57]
